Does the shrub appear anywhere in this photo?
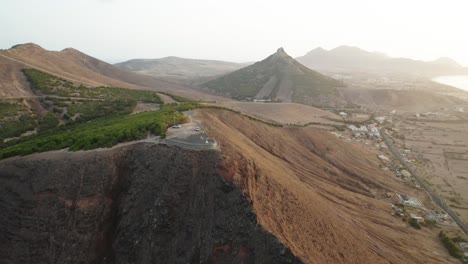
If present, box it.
[439,231,463,259]
[408,218,421,229]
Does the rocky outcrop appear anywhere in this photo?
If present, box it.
[0,143,300,264]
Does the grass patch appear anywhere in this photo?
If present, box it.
[439,231,464,259]
[157,92,194,103]
[0,100,37,139]
[0,106,186,159]
[408,218,421,229]
[22,68,162,102]
[67,99,136,122]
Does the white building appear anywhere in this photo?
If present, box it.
[409,213,425,223]
[375,116,386,123]
[378,155,390,162]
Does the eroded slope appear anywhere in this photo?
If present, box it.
[0,143,300,264]
[198,109,455,263]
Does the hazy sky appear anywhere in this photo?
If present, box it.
[1,0,467,65]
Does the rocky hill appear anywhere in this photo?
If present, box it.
[202,48,347,107]
[296,45,468,77]
[0,109,457,263]
[0,43,218,100]
[0,143,301,264]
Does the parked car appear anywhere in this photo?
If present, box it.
[172,124,181,128]
[195,127,200,131]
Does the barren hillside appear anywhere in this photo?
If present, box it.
[342,88,466,111]
[198,109,456,263]
[115,56,249,80]
[217,101,343,125]
[0,143,301,263]
[0,43,221,101]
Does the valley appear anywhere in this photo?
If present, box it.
[1,42,468,263]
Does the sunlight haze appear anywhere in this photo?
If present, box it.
[1,0,468,64]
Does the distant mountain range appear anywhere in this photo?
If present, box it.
[202,48,348,107]
[115,57,250,81]
[296,45,468,77]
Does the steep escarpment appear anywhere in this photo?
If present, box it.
[198,109,455,264]
[0,143,300,264]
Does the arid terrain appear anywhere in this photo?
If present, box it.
[0,143,301,263]
[115,56,250,81]
[1,42,468,263]
[216,101,343,126]
[0,44,222,101]
[197,109,457,263]
[391,115,468,222]
[0,108,460,263]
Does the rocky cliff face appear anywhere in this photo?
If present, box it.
[0,143,300,264]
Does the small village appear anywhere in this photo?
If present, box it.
[332,109,468,261]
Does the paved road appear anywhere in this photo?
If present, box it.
[381,129,468,236]
[165,111,217,150]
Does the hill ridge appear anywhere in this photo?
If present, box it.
[202,48,347,107]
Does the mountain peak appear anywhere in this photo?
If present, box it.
[10,43,44,51]
[330,45,368,55]
[203,47,344,106]
[304,47,327,57]
[271,47,292,61]
[60,47,83,55]
[432,57,461,68]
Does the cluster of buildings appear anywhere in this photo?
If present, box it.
[425,210,456,226]
[395,193,423,208]
[347,123,381,138]
[242,97,272,102]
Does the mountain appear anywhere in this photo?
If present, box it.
[0,43,218,100]
[202,48,347,107]
[0,109,456,263]
[297,45,468,77]
[115,56,250,81]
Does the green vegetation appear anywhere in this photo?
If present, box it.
[0,100,25,116]
[204,66,269,98]
[408,218,421,229]
[22,68,162,102]
[38,112,59,132]
[203,51,343,102]
[452,236,467,243]
[0,100,37,139]
[158,92,194,103]
[439,231,464,259]
[291,73,341,102]
[0,100,287,159]
[0,106,186,159]
[67,99,136,122]
[17,68,166,133]
[1,67,288,158]
[0,114,36,139]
